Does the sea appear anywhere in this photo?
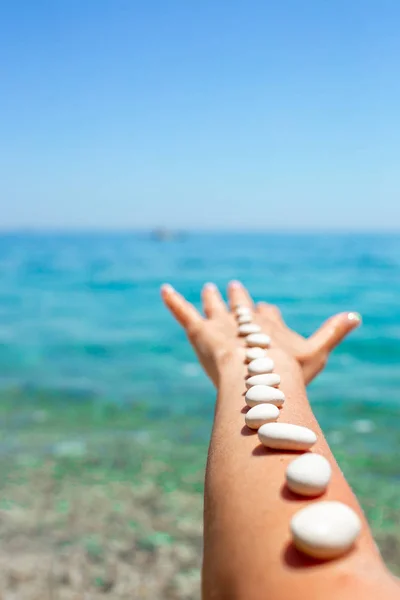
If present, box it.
[0,231,399,521]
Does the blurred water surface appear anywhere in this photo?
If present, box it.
[0,231,399,457]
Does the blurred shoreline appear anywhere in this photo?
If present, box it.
[0,398,399,598]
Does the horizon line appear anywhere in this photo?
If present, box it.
[0,227,400,235]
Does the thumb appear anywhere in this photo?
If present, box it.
[307,312,362,356]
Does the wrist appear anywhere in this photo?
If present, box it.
[216,347,303,391]
[216,349,247,390]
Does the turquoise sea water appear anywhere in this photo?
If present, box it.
[0,232,399,486]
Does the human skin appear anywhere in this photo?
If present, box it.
[161,280,400,600]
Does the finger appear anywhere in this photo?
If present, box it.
[256,301,282,323]
[227,280,254,312]
[307,312,362,355]
[161,284,203,331]
[202,282,227,318]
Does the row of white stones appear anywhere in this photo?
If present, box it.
[235,304,361,560]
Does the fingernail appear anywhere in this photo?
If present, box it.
[348,312,362,323]
[161,283,174,294]
[204,282,217,291]
[229,280,242,288]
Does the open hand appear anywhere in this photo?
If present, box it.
[161,280,361,386]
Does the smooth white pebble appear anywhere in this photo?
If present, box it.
[258,423,316,451]
[245,347,267,362]
[238,323,261,336]
[245,404,280,429]
[245,373,281,389]
[238,314,252,324]
[246,333,271,348]
[286,453,331,497]
[245,385,285,408]
[247,357,274,375]
[290,501,361,560]
[235,306,251,318]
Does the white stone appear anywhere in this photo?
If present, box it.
[235,306,251,317]
[258,423,316,451]
[245,347,267,363]
[238,314,252,324]
[290,501,361,560]
[247,357,274,375]
[245,385,285,408]
[286,454,331,497]
[238,323,261,336]
[246,333,271,348]
[245,404,280,429]
[245,373,281,389]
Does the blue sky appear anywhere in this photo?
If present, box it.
[0,1,399,230]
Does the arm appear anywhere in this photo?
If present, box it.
[204,351,396,600]
[161,281,399,600]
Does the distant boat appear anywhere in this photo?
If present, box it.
[151,228,184,241]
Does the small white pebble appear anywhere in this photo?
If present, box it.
[245,333,271,348]
[290,501,361,560]
[235,306,251,317]
[286,454,331,497]
[245,385,285,408]
[238,323,261,336]
[245,347,267,362]
[247,357,274,375]
[245,404,280,429]
[246,373,281,389]
[238,314,252,324]
[258,423,316,451]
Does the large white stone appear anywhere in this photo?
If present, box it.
[290,501,361,560]
[245,373,281,389]
[286,454,331,497]
[238,323,261,336]
[245,333,271,348]
[245,404,280,429]
[245,385,285,408]
[258,423,316,451]
[245,347,267,363]
[247,357,274,375]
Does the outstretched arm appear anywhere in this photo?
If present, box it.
[162,281,399,600]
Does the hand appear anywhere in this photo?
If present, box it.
[161,280,361,386]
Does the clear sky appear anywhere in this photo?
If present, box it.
[0,1,399,230]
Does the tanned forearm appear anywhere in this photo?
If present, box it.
[202,350,396,600]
